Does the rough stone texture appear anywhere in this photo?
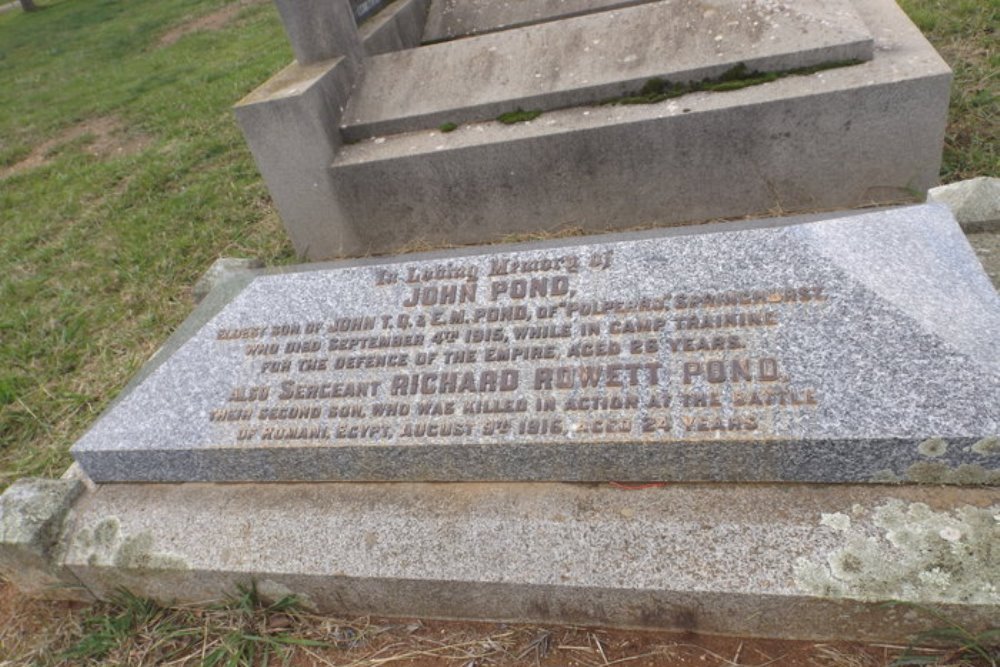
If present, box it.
[0,478,91,600]
[930,177,1000,233]
[191,257,264,304]
[234,57,361,258]
[342,0,873,141]
[70,205,1000,484]
[236,0,949,260]
[273,0,364,65]
[360,0,430,56]
[969,231,1000,290]
[423,0,653,42]
[61,481,999,641]
[327,0,948,258]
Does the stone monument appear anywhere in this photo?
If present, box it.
[1,0,997,645]
[234,0,950,259]
[70,206,999,486]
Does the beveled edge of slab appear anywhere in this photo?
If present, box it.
[57,480,1000,642]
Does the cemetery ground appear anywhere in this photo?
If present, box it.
[0,0,996,664]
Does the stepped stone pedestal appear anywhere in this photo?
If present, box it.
[234,0,949,260]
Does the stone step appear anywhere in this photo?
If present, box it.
[6,478,993,641]
[422,0,657,43]
[340,0,873,142]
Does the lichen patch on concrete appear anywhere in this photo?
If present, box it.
[905,461,1000,485]
[794,500,1000,604]
[917,437,948,458]
[72,517,189,571]
[971,436,1000,455]
[820,512,851,531]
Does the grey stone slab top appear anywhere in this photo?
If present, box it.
[423,0,654,43]
[70,205,1000,484]
[340,0,873,140]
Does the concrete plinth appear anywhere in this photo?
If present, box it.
[235,0,950,260]
[0,478,91,600]
[44,481,1000,641]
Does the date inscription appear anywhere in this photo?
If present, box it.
[210,248,827,445]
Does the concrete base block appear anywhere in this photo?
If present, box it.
[191,257,263,304]
[236,0,949,260]
[361,0,430,56]
[57,481,997,642]
[930,177,1000,233]
[333,62,949,253]
[0,478,91,600]
[234,57,362,258]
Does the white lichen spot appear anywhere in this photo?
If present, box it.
[820,512,851,531]
[939,526,962,542]
[918,437,948,458]
[918,567,951,590]
[971,436,999,455]
[793,500,1000,604]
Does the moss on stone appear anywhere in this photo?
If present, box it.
[497,108,542,124]
[603,59,865,106]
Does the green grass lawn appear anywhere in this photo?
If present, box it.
[0,0,997,491]
[0,0,296,487]
[898,0,998,182]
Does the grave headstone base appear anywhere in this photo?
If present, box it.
[2,475,996,641]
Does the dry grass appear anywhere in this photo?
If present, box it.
[2,580,996,667]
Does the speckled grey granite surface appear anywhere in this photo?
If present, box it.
[71,204,1000,483]
[61,481,1000,640]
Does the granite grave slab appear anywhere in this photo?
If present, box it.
[70,205,1000,484]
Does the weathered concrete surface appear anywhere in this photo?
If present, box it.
[273,0,364,65]
[191,257,264,304]
[61,481,1000,642]
[69,206,1000,485]
[332,0,948,258]
[360,0,430,56]
[930,177,1000,233]
[423,0,653,42]
[235,0,949,260]
[0,478,91,600]
[234,57,361,259]
[342,0,873,141]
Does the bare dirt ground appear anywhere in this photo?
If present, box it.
[0,116,152,180]
[1,579,960,667]
[157,0,269,47]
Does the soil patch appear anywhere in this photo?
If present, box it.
[0,116,152,180]
[0,577,957,667]
[157,0,269,47]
